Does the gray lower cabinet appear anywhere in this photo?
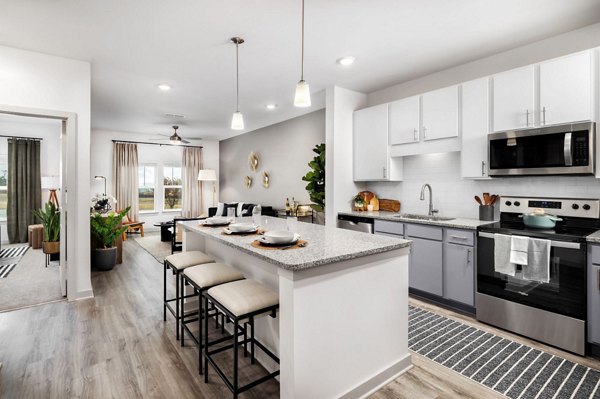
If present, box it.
[409,236,443,296]
[588,245,600,344]
[444,242,474,306]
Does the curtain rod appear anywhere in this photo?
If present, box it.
[112,139,203,149]
[0,134,43,141]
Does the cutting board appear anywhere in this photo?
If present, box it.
[379,199,401,213]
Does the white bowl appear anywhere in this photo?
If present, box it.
[206,216,228,225]
[264,230,295,244]
[228,223,256,233]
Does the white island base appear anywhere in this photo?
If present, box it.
[184,222,411,398]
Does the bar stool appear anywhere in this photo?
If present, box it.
[164,251,215,340]
[203,279,280,398]
[181,262,245,371]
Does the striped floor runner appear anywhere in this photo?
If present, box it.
[409,305,600,399]
[0,264,17,278]
[0,246,28,259]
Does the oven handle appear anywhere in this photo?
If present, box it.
[478,231,581,250]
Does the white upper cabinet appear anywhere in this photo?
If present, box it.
[492,65,535,131]
[389,96,420,145]
[539,51,592,126]
[422,85,459,141]
[353,104,402,181]
[461,78,490,179]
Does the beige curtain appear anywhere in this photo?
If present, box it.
[181,147,204,217]
[112,142,139,220]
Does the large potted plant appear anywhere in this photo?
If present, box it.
[90,207,130,270]
[33,202,60,255]
[302,143,325,225]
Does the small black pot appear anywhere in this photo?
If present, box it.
[94,247,117,271]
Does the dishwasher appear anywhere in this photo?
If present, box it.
[337,214,374,234]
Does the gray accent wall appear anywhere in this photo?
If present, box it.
[219,109,325,208]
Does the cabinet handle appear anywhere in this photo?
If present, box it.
[481,161,486,177]
[542,106,547,126]
[526,109,530,127]
[423,126,427,139]
[413,128,418,141]
[597,269,600,291]
[383,167,387,179]
[467,248,472,264]
[450,235,468,240]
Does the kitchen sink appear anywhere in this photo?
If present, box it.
[393,213,455,222]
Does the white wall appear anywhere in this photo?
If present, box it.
[325,87,367,226]
[219,110,325,208]
[91,129,219,228]
[362,23,600,219]
[0,115,62,243]
[0,45,91,301]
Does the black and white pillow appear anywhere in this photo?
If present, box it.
[241,203,256,216]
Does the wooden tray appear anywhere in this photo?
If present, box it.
[251,239,308,251]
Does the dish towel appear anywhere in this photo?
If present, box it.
[523,238,551,283]
[509,235,529,265]
[494,234,515,276]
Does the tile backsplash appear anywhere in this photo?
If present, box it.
[366,152,600,219]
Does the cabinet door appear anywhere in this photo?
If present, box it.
[444,243,474,306]
[588,262,600,344]
[461,78,490,178]
[540,51,591,126]
[389,96,420,145]
[492,65,535,131]
[354,104,388,181]
[422,86,459,141]
[409,237,443,296]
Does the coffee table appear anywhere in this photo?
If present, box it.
[154,221,174,242]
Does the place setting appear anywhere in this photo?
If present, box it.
[198,216,231,228]
[222,222,263,236]
[251,229,308,251]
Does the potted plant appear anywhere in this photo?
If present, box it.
[302,143,325,224]
[352,194,366,211]
[90,206,130,270]
[33,202,60,255]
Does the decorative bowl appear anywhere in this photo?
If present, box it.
[263,230,295,244]
[205,216,229,225]
[228,223,257,233]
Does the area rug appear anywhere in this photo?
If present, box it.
[0,246,28,259]
[134,234,170,264]
[0,264,17,278]
[409,305,600,399]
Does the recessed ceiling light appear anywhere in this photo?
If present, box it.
[157,83,172,91]
[337,56,355,66]
[265,104,277,110]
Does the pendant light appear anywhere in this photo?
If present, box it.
[294,0,311,107]
[231,37,245,130]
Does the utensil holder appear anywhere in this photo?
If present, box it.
[479,205,494,221]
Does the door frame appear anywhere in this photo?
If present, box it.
[0,104,77,299]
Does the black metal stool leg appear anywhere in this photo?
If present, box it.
[198,287,203,374]
[204,294,209,384]
[250,316,255,364]
[233,319,239,398]
[175,271,180,341]
[163,261,167,321]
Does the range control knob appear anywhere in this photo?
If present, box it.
[572,204,580,210]
[505,201,512,206]
[583,204,591,211]
[514,201,521,207]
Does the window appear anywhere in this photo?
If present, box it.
[138,165,156,212]
[163,166,182,211]
[0,163,6,221]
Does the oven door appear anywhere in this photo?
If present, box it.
[488,122,595,176]
[477,231,586,320]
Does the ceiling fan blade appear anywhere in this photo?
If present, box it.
[181,139,191,144]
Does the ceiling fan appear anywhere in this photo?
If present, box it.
[150,125,201,145]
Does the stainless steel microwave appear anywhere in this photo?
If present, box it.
[488,121,596,176]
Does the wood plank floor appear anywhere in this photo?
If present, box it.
[0,238,598,398]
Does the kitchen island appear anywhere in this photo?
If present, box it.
[182,216,411,399]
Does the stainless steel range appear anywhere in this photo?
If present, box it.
[476,196,600,355]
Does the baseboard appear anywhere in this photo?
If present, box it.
[69,289,94,301]
[339,353,413,399]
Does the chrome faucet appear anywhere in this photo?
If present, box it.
[420,183,439,216]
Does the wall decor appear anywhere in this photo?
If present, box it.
[248,151,259,172]
[245,175,252,188]
[262,171,270,188]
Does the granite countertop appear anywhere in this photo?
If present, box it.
[338,210,496,230]
[182,216,411,271]
[587,230,600,243]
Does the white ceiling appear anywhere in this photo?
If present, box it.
[1,0,600,141]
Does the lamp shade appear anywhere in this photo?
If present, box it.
[41,176,59,189]
[197,169,217,181]
[294,80,311,107]
[231,111,244,130]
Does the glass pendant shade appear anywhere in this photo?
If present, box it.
[231,111,244,130]
[294,79,311,107]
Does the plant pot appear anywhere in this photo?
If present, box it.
[94,247,117,271]
[313,211,325,225]
[42,241,60,255]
